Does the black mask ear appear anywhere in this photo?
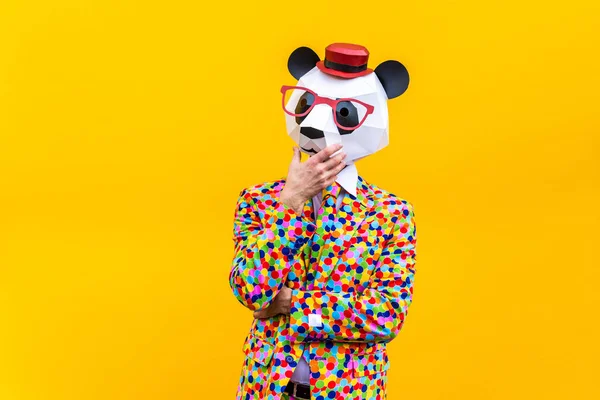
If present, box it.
[374,60,410,99]
[288,47,320,80]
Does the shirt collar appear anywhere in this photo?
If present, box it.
[335,162,358,198]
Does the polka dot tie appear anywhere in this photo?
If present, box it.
[310,182,341,265]
[317,182,341,228]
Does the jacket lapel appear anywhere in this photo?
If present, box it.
[300,196,314,286]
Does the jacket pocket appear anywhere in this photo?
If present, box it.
[351,348,389,377]
[242,334,275,367]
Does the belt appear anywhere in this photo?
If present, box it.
[284,380,310,400]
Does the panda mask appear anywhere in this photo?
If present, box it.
[282,43,410,197]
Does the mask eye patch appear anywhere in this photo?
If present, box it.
[294,92,315,124]
[336,101,359,135]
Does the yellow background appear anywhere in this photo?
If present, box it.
[1,1,598,399]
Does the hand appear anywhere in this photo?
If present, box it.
[279,144,347,213]
[253,286,292,319]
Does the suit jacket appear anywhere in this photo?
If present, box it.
[229,175,417,400]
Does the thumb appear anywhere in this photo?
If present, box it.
[291,146,301,164]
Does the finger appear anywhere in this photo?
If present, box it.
[309,143,343,164]
[322,159,347,182]
[320,150,346,171]
[255,305,278,319]
[324,173,339,186]
[291,146,301,165]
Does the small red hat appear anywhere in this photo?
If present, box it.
[316,43,373,79]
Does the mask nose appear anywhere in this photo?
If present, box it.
[300,104,336,136]
[300,127,324,139]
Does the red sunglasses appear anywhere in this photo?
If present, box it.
[280,85,375,131]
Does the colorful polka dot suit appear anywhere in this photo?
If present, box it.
[229,175,417,400]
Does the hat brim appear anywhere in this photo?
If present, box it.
[316,61,373,79]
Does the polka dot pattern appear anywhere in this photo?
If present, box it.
[231,175,417,400]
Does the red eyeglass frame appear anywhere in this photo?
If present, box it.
[280,85,375,131]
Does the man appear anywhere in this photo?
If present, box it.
[230,44,417,400]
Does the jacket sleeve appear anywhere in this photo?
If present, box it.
[228,187,318,311]
[288,200,417,343]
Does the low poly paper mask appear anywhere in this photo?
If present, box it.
[282,43,410,167]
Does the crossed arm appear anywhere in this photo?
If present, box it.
[229,187,417,344]
[228,188,317,311]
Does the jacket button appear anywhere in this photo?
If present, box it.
[286,355,294,363]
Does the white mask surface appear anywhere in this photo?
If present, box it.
[282,44,410,196]
[284,67,390,164]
